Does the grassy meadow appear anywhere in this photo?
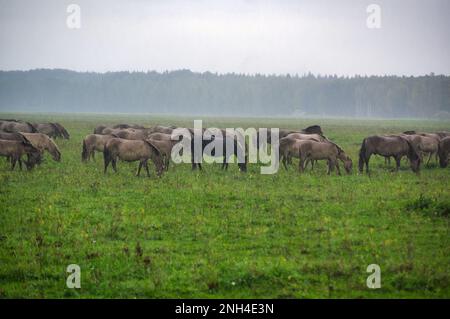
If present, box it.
[0,113,449,298]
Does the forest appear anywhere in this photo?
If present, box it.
[0,69,449,118]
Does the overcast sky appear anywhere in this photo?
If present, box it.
[0,0,449,76]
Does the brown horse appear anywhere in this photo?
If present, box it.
[282,133,327,168]
[21,133,61,162]
[103,138,164,177]
[438,136,450,168]
[0,132,43,165]
[297,140,351,175]
[147,132,181,170]
[280,138,352,174]
[54,123,70,139]
[359,135,421,174]
[82,134,117,162]
[0,139,40,170]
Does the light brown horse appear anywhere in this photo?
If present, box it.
[103,138,164,177]
[282,133,328,168]
[0,139,40,170]
[279,137,352,173]
[21,133,61,162]
[359,135,421,174]
[438,136,450,168]
[82,134,117,162]
[147,132,181,170]
[296,140,352,175]
[0,132,43,164]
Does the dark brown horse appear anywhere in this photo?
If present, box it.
[359,135,421,174]
[0,138,40,170]
[438,136,450,168]
[0,132,43,165]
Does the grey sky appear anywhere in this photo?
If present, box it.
[0,0,449,76]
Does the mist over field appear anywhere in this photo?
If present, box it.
[0,69,449,118]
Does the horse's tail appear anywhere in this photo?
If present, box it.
[359,138,367,172]
[82,139,88,162]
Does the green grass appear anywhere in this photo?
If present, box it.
[0,113,449,298]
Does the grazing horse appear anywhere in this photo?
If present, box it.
[359,135,421,174]
[34,123,65,139]
[282,133,327,168]
[82,134,117,162]
[147,132,181,170]
[21,133,61,162]
[280,137,352,174]
[297,140,352,175]
[438,136,450,168]
[103,138,164,177]
[0,132,43,165]
[0,120,37,133]
[0,139,40,170]
[54,123,70,139]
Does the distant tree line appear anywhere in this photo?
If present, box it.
[0,69,449,118]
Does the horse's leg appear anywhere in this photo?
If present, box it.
[282,154,288,170]
[299,157,304,173]
[18,158,23,171]
[145,160,151,177]
[103,156,109,174]
[111,157,117,173]
[365,154,371,174]
[395,156,401,171]
[335,159,341,176]
[426,152,432,165]
[136,161,143,176]
[165,156,170,171]
[11,157,17,170]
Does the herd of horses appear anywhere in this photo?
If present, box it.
[1,119,449,177]
[0,119,63,170]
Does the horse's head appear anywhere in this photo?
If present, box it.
[144,139,164,176]
[343,155,353,174]
[405,139,421,173]
[438,148,448,168]
[47,137,61,161]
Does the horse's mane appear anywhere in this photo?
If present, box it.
[17,133,35,147]
[143,139,162,157]
[301,125,323,135]
[25,121,38,132]
[399,136,420,159]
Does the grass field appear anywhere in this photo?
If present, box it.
[0,113,449,298]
